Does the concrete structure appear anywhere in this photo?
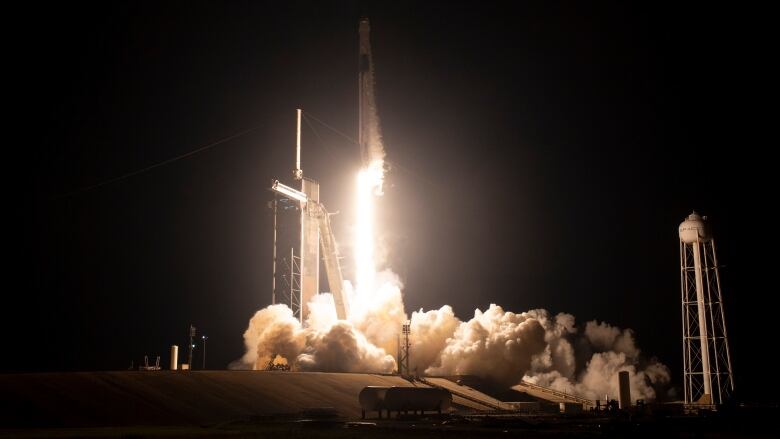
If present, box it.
[679,212,734,406]
[512,380,593,411]
[424,377,508,410]
[426,376,595,414]
[618,370,631,409]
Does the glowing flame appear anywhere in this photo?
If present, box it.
[353,159,384,308]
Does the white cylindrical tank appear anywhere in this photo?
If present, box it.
[170,345,179,371]
[679,212,710,243]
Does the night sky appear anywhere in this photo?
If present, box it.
[10,2,775,401]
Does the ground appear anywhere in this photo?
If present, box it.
[1,371,776,438]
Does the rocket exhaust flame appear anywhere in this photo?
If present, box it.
[354,160,384,301]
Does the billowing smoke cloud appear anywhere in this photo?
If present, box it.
[298,321,395,373]
[522,316,671,401]
[236,299,396,373]
[408,305,460,374]
[238,304,304,369]
[236,293,669,401]
[424,305,547,387]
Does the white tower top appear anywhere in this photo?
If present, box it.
[678,211,710,244]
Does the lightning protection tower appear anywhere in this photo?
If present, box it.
[679,212,734,407]
[397,322,410,377]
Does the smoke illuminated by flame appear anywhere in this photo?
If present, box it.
[236,152,671,400]
[235,140,672,401]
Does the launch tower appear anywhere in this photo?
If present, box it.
[270,110,348,322]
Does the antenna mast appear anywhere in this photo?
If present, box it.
[294,108,303,180]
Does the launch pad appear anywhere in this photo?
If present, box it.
[1,370,773,438]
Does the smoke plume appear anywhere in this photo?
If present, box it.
[236,289,669,401]
[523,318,671,401]
[424,305,547,387]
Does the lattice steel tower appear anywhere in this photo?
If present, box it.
[679,212,734,407]
[397,322,410,377]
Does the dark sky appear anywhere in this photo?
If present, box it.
[9,2,775,401]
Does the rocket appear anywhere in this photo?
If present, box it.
[358,17,377,167]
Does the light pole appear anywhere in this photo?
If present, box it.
[201,335,208,370]
[188,324,196,370]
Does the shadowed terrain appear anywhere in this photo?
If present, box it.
[0,371,419,428]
